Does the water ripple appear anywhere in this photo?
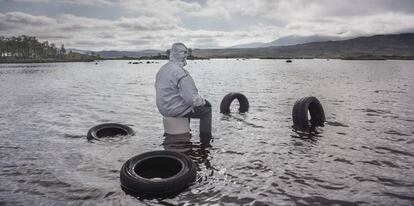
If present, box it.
[1,60,413,205]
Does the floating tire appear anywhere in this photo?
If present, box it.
[87,123,134,140]
[120,150,196,196]
[292,96,325,130]
[220,92,249,114]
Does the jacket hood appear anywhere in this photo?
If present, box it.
[169,42,187,67]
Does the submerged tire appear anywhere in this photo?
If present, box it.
[87,123,134,140]
[120,150,196,196]
[220,92,249,114]
[292,97,325,130]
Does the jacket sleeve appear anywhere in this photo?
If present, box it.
[177,74,205,107]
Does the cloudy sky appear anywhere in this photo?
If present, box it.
[1,0,413,51]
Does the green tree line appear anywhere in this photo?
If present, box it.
[0,35,100,63]
[0,35,66,59]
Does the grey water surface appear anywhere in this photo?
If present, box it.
[0,59,413,205]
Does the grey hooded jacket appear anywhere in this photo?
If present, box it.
[155,43,205,117]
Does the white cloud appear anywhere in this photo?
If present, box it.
[9,0,114,5]
[1,0,413,50]
[0,11,56,28]
[283,12,414,37]
[0,11,262,50]
[116,16,178,31]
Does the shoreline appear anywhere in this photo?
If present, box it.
[0,59,97,64]
[2,56,414,64]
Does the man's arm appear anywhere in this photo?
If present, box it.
[178,75,205,107]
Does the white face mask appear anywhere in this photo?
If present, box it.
[169,43,188,67]
[172,50,187,67]
[180,51,187,66]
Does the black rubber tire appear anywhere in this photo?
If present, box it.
[292,96,325,130]
[87,123,134,140]
[220,92,249,114]
[120,150,196,196]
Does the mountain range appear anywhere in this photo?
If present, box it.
[230,35,344,48]
[193,33,414,59]
[70,33,414,59]
[66,48,163,58]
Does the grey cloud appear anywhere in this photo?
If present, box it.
[139,35,166,40]
[397,27,414,33]
[312,0,414,17]
[121,39,151,45]
[190,37,220,48]
[73,39,117,46]
[1,0,414,50]
[116,17,177,31]
[96,33,116,39]
[58,24,89,32]
[0,11,55,26]
[0,21,17,31]
[9,0,114,5]
[37,34,68,39]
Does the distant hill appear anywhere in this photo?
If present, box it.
[266,35,344,47]
[96,50,163,58]
[231,35,343,48]
[0,35,98,64]
[194,33,414,59]
[67,49,163,58]
[68,33,414,60]
[66,48,90,55]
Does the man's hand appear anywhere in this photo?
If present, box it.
[204,99,212,107]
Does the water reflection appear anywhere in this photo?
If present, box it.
[0,64,54,69]
[291,127,323,141]
[162,134,212,170]
[220,113,264,128]
[2,60,414,205]
[162,133,193,153]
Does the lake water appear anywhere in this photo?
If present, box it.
[0,59,413,205]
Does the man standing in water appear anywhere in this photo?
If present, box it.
[155,43,212,138]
